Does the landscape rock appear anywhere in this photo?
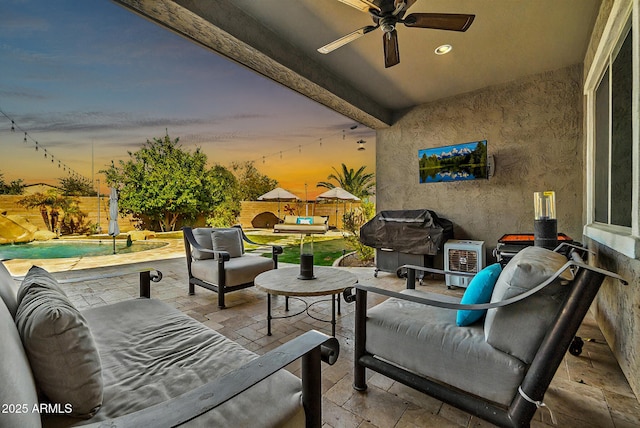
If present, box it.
[0,214,37,244]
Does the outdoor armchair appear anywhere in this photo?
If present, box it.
[344,245,626,427]
[183,226,283,308]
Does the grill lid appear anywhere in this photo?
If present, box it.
[359,209,453,255]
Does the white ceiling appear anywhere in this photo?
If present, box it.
[115,0,602,128]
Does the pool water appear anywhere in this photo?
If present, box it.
[0,240,167,259]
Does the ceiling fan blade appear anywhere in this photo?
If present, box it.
[318,25,378,54]
[383,30,400,68]
[403,13,475,31]
[393,0,417,14]
[336,0,381,13]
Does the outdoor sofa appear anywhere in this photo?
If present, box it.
[273,216,329,234]
[345,245,626,427]
[0,262,339,428]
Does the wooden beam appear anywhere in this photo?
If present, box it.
[112,0,392,128]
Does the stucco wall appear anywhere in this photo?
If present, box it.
[377,64,584,259]
[590,241,640,398]
[583,0,640,399]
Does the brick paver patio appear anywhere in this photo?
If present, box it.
[4,242,639,428]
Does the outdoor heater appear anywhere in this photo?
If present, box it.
[534,191,557,249]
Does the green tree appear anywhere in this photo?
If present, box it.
[58,201,92,235]
[59,176,97,196]
[102,133,237,232]
[342,200,375,261]
[17,190,62,231]
[316,164,375,199]
[205,165,241,227]
[17,190,90,234]
[230,161,278,201]
[0,172,26,195]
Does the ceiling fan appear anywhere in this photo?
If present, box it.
[317,0,475,68]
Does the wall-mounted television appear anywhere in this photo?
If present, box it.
[418,140,488,183]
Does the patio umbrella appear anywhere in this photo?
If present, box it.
[257,187,300,221]
[108,187,120,254]
[316,187,360,228]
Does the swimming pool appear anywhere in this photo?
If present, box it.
[0,240,168,259]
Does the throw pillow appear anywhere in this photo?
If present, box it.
[456,263,502,326]
[15,266,103,418]
[211,228,243,258]
[16,264,67,304]
[296,217,314,225]
[190,227,214,260]
[484,246,572,363]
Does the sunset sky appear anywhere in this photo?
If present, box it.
[0,0,375,200]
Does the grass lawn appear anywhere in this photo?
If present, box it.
[247,234,353,266]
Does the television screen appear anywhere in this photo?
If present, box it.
[418,140,488,183]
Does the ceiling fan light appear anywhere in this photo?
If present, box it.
[435,44,452,55]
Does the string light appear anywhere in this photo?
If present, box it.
[250,123,363,165]
[5,107,366,178]
[1,108,91,182]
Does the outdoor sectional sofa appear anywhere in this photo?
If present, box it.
[0,262,338,427]
[345,245,626,427]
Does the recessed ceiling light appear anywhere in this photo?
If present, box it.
[435,44,452,55]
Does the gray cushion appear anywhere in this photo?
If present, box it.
[191,256,274,287]
[0,298,40,428]
[15,266,103,418]
[41,298,304,427]
[484,246,573,364]
[0,262,19,318]
[212,228,243,258]
[366,289,527,406]
[190,227,214,260]
[16,265,67,303]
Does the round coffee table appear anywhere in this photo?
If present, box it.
[255,266,358,336]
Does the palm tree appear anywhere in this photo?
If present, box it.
[316,164,375,199]
[17,190,65,232]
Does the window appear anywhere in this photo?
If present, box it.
[594,28,632,227]
[584,0,639,259]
